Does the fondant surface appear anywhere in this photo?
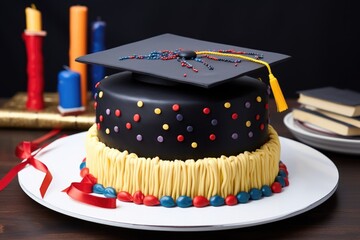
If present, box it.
[95,72,270,160]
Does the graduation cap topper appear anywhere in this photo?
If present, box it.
[76,33,290,112]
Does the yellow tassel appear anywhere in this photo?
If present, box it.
[269,74,288,112]
[195,51,288,112]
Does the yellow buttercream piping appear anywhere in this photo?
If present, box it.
[85,124,280,200]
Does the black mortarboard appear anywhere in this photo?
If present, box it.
[77,33,290,111]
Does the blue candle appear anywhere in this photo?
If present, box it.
[91,18,106,94]
[58,68,82,109]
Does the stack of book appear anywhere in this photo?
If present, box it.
[293,86,360,137]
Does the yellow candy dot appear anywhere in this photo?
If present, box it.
[154,108,162,114]
[98,91,103,98]
[224,102,231,108]
[162,124,169,130]
[191,142,198,148]
[105,128,110,134]
[246,121,251,127]
[137,101,144,107]
[256,96,262,102]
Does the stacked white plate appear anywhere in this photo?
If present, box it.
[284,112,360,155]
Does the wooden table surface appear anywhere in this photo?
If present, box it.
[0,99,359,240]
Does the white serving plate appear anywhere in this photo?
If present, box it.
[18,132,339,231]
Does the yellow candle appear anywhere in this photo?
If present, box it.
[69,5,88,107]
[25,4,42,32]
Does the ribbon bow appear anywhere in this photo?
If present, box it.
[0,129,61,198]
[62,173,117,209]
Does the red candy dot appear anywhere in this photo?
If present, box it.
[99,115,104,122]
[133,114,141,122]
[126,122,132,129]
[193,196,210,208]
[80,167,89,178]
[232,113,238,120]
[172,104,180,112]
[93,101,97,110]
[271,182,282,193]
[115,109,121,117]
[117,191,133,202]
[143,195,160,206]
[177,135,184,142]
[260,123,265,130]
[97,123,101,130]
[209,134,216,141]
[255,114,260,120]
[225,194,238,206]
[265,103,269,110]
[279,162,287,169]
[95,82,101,88]
[133,191,145,204]
[203,107,210,115]
[284,177,290,186]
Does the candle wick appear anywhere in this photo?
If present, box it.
[31,3,37,9]
[63,65,71,71]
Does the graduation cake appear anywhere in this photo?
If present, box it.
[76,34,290,207]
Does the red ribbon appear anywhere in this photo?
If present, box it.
[0,129,62,198]
[0,142,52,198]
[1,128,116,208]
[62,174,117,209]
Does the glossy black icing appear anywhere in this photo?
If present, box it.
[178,50,197,60]
[94,71,270,160]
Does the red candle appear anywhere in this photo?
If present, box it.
[23,5,46,111]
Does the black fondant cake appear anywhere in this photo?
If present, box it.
[76,34,290,208]
[95,71,270,160]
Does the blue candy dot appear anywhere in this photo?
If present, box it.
[176,114,183,121]
[211,119,218,126]
[210,195,225,206]
[186,126,193,132]
[278,169,287,178]
[176,195,193,208]
[276,176,286,187]
[232,133,238,140]
[249,188,262,200]
[160,196,176,208]
[104,187,117,198]
[93,184,105,194]
[236,191,250,203]
[79,161,86,170]
[261,185,273,197]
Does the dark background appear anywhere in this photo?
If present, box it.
[1,0,359,98]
